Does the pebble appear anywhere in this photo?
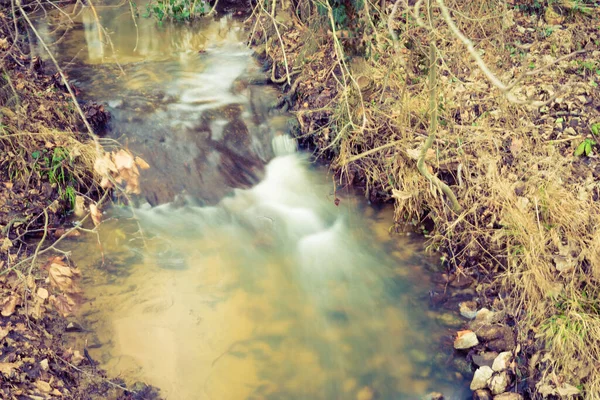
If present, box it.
[473,389,493,400]
[454,330,479,349]
[459,301,478,319]
[492,351,513,372]
[489,371,510,394]
[470,366,493,390]
[493,393,523,400]
[472,351,499,368]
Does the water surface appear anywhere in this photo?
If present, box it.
[36,3,469,399]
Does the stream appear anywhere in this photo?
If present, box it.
[36,2,470,399]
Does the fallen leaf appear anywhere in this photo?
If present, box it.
[51,294,76,317]
[74,196,86,217]
[37,287,49,300]
[35,380,52,393]
[94,153,118,176]
[0,325,9,341]
[0,362,21,376]
[90,203,102,226]
[47,258,81,294]
[71,350,84,366]
[1,237,13,252]
[135,156,150,170]
[113,149,135,170]
[1,295,19,317]
[510,138,524,155]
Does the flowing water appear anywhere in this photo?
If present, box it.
[36,3,470,399]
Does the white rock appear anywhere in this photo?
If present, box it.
[470,366,494,390]
[489,371,510,394]
[492,351,512,372]
[454,330,479,349]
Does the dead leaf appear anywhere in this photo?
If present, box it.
[37,287,49,300]
[0,362,21,376]
[35,380,52,393]
[392,188,416,201]
[74,196,86,217]
[51,294,76,317]
[90,203,102,226]
[1,237,13,252]
[135,156,150,170]
[93,153,117,176]
[1,295,19,317]
[510,138,524,155]
[113,149,135,170]
[0,325,9,341]
[47,258,81,294]
[71,350,84,366]
[556,383,581,396]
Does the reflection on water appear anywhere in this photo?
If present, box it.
[37,2,469,399]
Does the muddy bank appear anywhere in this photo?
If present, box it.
[0,5,161,399]
[248,1,600,398]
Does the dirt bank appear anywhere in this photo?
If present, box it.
[0,5,161,399]
[248,0,600,398]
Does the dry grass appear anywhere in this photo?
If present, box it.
[255,0,600,396]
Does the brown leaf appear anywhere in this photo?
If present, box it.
[51,294,76,317]
[135,156,150,170]
[93,153,117,176]
[510,138,524,155]
[0,325,9,341]
[90,203,102,226]
[47,258,81,294]
[35,380,52,393]
[36,287,49,300]
[0,362,21,376]
[1,295,19,317]
[113,149,135,170]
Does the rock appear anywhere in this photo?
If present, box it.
[409,349,429,364]
[486,328,516,352]
[470,366,494,390]
[423,392,444,400]
[449,275,474,289]
[473,308,501,324]
[451,357,473,377]
[472,351,499,368]
[356,386,375,400]
[473,389,493,400]
[66,322,84,333]
[454,330,479,349]
[459,301,478,319]
[437,312,465,328]
[493,393,523,400]
[492,352,512,372]
[474,324,504,341]
[489,371,510,394]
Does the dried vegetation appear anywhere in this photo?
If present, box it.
[251,0,600,396]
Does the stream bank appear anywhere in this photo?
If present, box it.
[248,1,600,398]
[0,3,160,398]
